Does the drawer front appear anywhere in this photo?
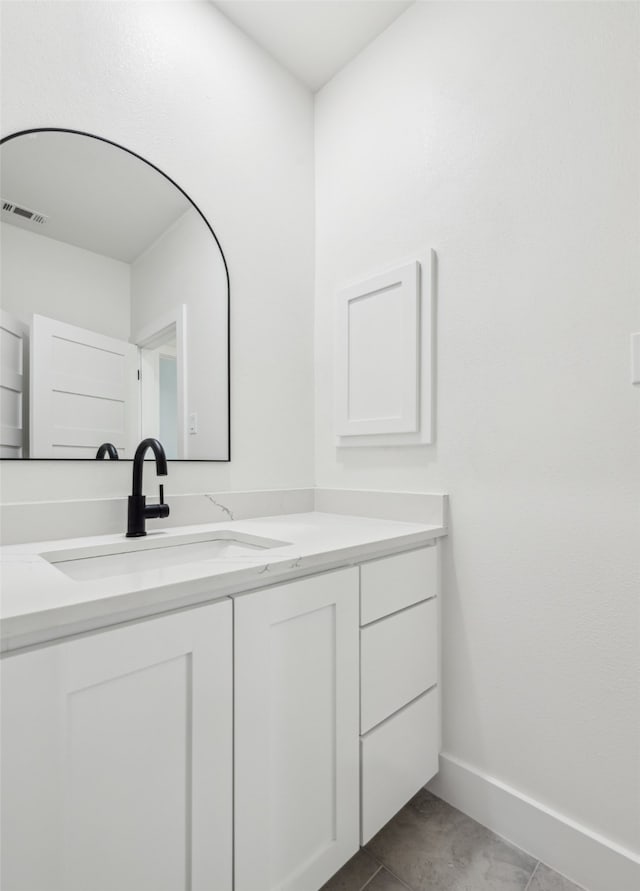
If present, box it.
[360,598,437,734]
[360,546,437,625]
[361,689,439,845]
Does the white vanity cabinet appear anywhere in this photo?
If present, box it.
[1,536,442,891]
[0,600,233,891]
[234,567,360,891]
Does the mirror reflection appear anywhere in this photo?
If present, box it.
[0,129,229,460]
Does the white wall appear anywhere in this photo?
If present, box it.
[0,0,315,501]
[315,0,639,860]
[0,222,130,340]
[131,207,228,459]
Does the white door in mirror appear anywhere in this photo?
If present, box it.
[0,309,27,457]
[30,314,139,458]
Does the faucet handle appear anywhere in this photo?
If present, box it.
[154,483,170,519]
[143,486,170,522]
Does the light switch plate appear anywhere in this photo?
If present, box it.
[632,333,640,385]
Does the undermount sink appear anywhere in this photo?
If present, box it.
[42,530,290,582]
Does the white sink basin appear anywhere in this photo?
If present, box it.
[42,530,290,581]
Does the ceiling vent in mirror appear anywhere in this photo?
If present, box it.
[2,199,48,224]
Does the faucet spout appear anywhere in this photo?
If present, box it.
[96,442,119,460]
[127,438,170,537]
[131,438,168,497]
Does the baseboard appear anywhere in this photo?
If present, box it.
[427,753,640,891]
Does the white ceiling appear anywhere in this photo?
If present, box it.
[1,131,190,263]
[213,1,414,91]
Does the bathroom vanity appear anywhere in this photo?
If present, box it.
[0,511,444,891]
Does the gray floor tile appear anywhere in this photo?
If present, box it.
[526,862,586,891]
[321,849,380,891]
[366,789,537,891]
[364,867,411,890]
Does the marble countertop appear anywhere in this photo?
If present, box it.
[1,511,445,652]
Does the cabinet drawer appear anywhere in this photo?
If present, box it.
[360,546,437,625]
[360,598,437,733]
[361,688,439,845]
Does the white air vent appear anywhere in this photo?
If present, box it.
[1,199,48,225]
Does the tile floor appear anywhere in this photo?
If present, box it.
[321,790,587,891]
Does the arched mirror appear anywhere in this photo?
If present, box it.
[0,128,229,460]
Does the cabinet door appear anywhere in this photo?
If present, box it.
[1,600,232,891]
[235,568,360,891]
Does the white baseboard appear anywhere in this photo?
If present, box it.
[427,753,640,891]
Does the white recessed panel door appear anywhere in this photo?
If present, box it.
[234,568,360,891]
[0,601,233,891]
[336,261,420,436]
[0,309,28,457]
[30,314,139,457]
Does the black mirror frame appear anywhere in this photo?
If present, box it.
[0,127,231,462]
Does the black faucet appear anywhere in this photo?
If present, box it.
[126,438,170,537]
[96,442,119,460]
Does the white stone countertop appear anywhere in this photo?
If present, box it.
[1,511,445,652]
